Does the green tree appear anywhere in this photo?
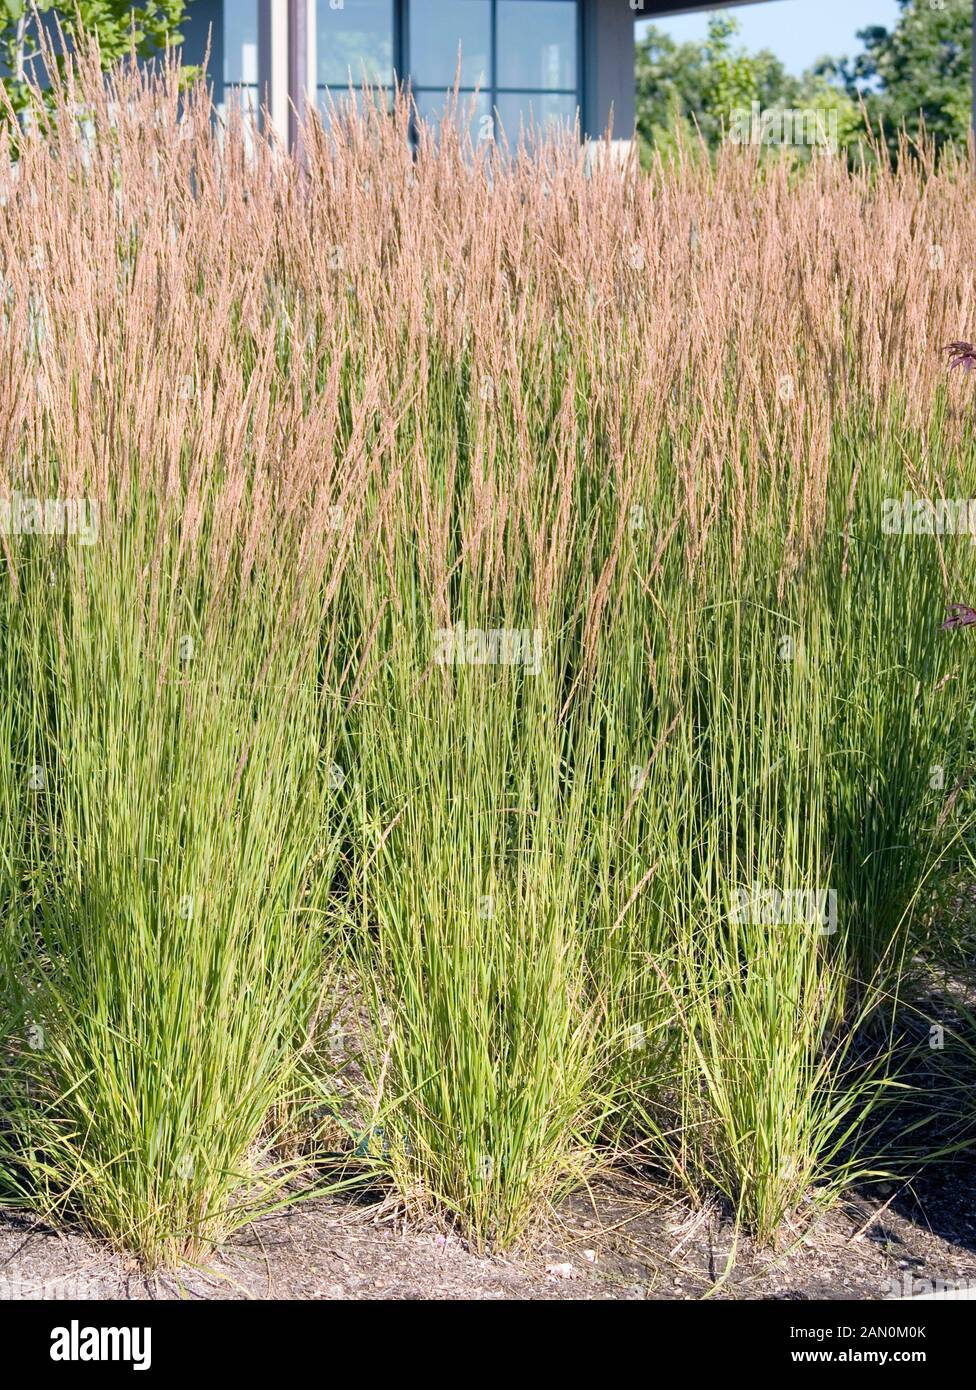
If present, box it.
[1,1,191,121]
[822,0,971,156]
[636,12,862,160]
[636,13,793,150]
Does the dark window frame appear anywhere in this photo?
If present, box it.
[314,0,585,134]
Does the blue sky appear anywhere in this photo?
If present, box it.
[637,1,903,77]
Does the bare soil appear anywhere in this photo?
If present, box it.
[2,1157,974,1301]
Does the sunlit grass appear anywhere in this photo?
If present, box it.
[0,42,975,1263]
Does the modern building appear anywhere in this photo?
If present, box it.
[178,0,652,148]
[7,2,976,149]
[189,0,976,150]
[194,0,976,153]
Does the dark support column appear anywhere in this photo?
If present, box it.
[258,0,272,133]
[257,0,288,139]
[288,0,308,153]
[582,0,636,140]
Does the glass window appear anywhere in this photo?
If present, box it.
[224,0,259,116]
[493,91,577,139]
[408,1,579,143]
[496,2,576,92]
[307,1,581,141]
[413,88,493,140]
[409,0,491,90]
[317,0,394,91]
[320,87,395,131]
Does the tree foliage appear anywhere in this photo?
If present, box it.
[0,1,190,118]
[637,3,971,163]
[823,0,972,156]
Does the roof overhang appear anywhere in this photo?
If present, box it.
[633,1,777,18]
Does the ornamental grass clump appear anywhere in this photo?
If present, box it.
[1,40,975,1262]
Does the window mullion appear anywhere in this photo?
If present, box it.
[490,0,497,129]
